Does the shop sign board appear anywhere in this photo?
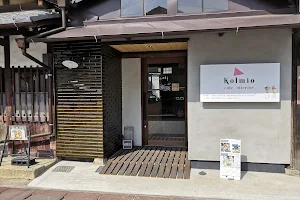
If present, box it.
[8,125,28,141]
[200,63,280,102]
[220,139,241,180]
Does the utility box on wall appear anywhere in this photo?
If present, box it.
[123,126,134,149]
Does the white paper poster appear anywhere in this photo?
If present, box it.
[220,139,241,180]
[200,63,280,102]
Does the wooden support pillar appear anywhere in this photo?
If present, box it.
[4,36,13,154]
[4,36,12,126]
[292,31,300,171]
[46,43,55,157]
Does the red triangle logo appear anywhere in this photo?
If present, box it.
[234,68,244,76]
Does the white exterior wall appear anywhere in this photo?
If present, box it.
[188,29,292,164]
[0,35,46,68]
[122,58,142,146]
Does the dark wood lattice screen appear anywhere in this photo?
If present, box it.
[54,41,104,159]
[102,47,122,158]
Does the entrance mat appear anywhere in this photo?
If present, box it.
[52,166,75,173]
[100,146,190,179]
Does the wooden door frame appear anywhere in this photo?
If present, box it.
[141,55,188,147]
[292,30,300,170]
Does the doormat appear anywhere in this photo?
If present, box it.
[52,166,75,173]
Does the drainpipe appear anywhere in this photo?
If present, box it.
[16,5,66,71]
[25,7,66,43]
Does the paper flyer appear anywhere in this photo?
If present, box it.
[220,139,241,180]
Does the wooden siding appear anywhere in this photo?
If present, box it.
[111,42,188,53]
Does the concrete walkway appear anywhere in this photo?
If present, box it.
[28,161,300,200]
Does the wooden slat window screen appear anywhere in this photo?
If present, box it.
[12,66,51,123]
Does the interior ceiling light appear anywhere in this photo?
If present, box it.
[62,60,79,69]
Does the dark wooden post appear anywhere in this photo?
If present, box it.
[4,36,13,154]
[4,36,12,126]
[292,31,300,171]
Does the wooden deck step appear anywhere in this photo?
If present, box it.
[100,146,190,179]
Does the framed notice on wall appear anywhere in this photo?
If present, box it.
[220,139,241,181]
[200,63,280,102]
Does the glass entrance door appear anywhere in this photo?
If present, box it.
[143,58,187,147]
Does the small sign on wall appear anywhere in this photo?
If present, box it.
[200,63,280,102]
[220,139,241,181]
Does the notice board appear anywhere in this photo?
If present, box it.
[200,63,280,102]
[220,139,241,180]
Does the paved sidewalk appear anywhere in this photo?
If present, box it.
[0,187,218,200]
[28,161,300,200]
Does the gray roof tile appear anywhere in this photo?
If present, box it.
[0,9,58,25]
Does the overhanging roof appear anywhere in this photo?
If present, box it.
[46,13,300,41]
[0,9,60,29]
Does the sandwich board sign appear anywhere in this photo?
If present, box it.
[220,139,241,180]
[0,125,32,168]
[9,126,28,140]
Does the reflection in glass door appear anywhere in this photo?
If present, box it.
[145,60,186,147]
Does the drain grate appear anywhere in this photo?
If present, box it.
[52,166,75,173]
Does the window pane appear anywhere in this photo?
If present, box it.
[121,0,143,17]
[178,0,202,14]
[203,0,228,12]
[145,0,167,15]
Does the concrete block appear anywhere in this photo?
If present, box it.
[285,168,300,177]
[93,158,104,166]
[0,157,57,180]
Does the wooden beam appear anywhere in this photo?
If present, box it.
[103,38,189,46]
[122,50,187,59]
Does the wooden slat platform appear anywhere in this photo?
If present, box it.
[149,134,185,141]
[100,146,190,179]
